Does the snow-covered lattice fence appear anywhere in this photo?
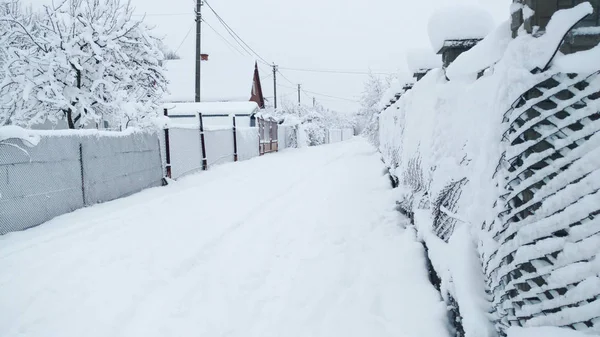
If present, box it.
[378,3,600,336]
[0,129,163,235]
[486,69,600,334]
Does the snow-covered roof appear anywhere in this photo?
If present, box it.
[406,49,443,74]
[164,101,260,116]
[428,6,495,53]
[163,52,257,103]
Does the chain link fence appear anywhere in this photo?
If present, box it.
[0,132,163,235]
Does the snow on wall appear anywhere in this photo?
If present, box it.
[379,4,600,336]
[0,131,163,235]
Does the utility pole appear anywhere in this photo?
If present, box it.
[195,0,203,103]
[297,84,301,105]
[272,64,278,110]
[313,97,316,107]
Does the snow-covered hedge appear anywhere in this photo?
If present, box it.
[379,3,600,337]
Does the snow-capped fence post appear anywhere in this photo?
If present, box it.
[198,113,208,171]
[232,115,238,162]
[163,108,172,179]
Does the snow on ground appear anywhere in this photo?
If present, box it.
[0,138,449,337]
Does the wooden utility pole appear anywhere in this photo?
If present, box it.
[297,84,301,105]
[313,97,316,107]
[272,64,278,110]
[195,0,203,102]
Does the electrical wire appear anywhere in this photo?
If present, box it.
[203,0,271,66]
[174,22,195,54]
[279,66,395,76]
[202,18,247,56]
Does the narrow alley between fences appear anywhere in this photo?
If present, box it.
[0,139,449,337]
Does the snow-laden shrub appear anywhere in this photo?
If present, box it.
[357,72,390,146]
[270,100,354,147]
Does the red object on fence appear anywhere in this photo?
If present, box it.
[198,113,208,170]
[233,116,238,162]
[163,108,172,179]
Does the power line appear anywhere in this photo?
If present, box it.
[203,0,271,66]
[132,13,192,17]
[174,22,195,54]
[278,83,358,103]
[277,70,296,86]
[202,18,246,56]
[279,66,396,76]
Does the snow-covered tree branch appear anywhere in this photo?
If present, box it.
[0,0,167,129]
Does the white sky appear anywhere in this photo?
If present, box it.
[24,0,511,112]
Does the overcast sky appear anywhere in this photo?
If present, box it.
[25,0,511,112]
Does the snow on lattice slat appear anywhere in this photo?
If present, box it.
[506,80,600,149]
[507,118,600,173]
[524,295,600,328]
[489,194,600,283]
[504,130,600,203]
[504,74,591,127]
[489,210,600,289]
[489,229,600,297]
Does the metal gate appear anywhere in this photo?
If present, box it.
[258,117,278,155]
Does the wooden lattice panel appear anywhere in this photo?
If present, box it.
[487,71,600,334]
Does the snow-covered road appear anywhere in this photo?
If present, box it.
[0,138,449,337]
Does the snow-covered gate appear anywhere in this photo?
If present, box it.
[0,132,163,235]
[258,117,278,155]
[325,128,354,144]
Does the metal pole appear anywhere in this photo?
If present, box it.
[232,115,238,162]
[273,64,278,110]
[163,108,172,179]
[195,0,203,102]
[198,113,208,170]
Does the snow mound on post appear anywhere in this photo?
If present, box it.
[406,49,442,74]
[427,6,494,52]
[446,21,513,80]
